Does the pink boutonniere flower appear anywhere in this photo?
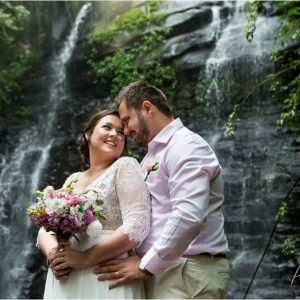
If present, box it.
[145,161,159,181]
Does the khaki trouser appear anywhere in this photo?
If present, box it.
[144,255,230,299]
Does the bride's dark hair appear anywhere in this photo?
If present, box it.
[78,109,125,167]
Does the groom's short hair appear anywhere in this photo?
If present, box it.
[115,81,172,117]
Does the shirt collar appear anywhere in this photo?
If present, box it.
[148,118,184,148]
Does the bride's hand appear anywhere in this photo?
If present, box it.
[48,247,72,281]
[52,246,88,270]
[52,266,72,282]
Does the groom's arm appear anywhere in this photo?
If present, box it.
[93,252,152,289]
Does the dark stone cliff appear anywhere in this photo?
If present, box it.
[0,1,299,298]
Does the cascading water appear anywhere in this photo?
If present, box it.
[196,1,279,137]
[0,4,91,298]
[161,1,298,298]
[1,1,298,298]
[192,2,298,298]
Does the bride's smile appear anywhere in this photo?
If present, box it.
[89,115,125,159]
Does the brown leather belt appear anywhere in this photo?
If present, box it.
[183,252,227,259]
[200,252,227,258]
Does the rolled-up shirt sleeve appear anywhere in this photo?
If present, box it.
[140,137,221,274]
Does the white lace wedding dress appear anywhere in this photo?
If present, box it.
[43,157,150,299]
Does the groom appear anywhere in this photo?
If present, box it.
[94,81,230,298]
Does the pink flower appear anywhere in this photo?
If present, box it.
[145,161,154,172]
[27,181,106,240]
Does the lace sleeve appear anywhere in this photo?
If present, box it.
[116,157,150,242]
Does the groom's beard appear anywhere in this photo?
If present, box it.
[134,112,150,148]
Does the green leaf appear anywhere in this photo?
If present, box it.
[95,199,104,206]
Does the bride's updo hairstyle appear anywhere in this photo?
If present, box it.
[78,109,125,167]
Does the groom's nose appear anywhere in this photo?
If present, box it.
[124,126,130,136]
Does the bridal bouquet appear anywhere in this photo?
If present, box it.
[27,180,106,243]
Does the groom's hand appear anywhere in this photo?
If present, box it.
[93,252,152,289]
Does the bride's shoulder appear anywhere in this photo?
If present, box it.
[116,156,141,169]
[63,171,82,186]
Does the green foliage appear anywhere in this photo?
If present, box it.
[245,1,266,43]
[0,2,47,116]
[282,236,300,258]
[242,1,300,263]
[223,104,240,137]
[269,1,300,138]
[276,201,287,221]
[91,48,140,95]
[0,2,29,46]
[90,46,176,99]
[244,1,300,139]
[134,28,170,55]
[88,0,176,100]
[0,49,41,110]
[16,105,32,117]
[87,0,164,50]
[143,63,177,101]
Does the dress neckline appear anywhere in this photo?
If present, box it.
[72,159,119,194]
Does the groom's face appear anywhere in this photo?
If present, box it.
[119,100,150,148]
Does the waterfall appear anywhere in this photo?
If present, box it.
[0,4,91,298]
[191,2,297,298]
[1,1,298,298]
[196,1,280,140]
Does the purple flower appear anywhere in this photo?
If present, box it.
[27,184,106,238]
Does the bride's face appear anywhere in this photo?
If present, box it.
[89,115,125,159]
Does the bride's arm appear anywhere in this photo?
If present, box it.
[37,229,71,280]
[52,157,150,270]
[37,229,58,257]
[52,228,138,270]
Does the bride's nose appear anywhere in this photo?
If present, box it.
[109,128,117,137]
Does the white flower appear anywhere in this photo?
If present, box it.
[44,197,65,214]
[69,206,84,227]
[44,186,55,194]
[93,206,103,212]
[84,188,101,201]
[86,220,102,239]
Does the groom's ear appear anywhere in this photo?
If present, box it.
[142,101,153,116]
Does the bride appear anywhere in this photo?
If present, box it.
[37,109,150,299]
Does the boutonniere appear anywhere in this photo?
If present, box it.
[144,161,159,181]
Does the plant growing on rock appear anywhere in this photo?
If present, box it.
[86,0,177,100]
[225,1,300,139]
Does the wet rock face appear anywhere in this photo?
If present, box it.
[160,2,299,298]
[166,7,213,37]
[1,1,299,298]
[162,26,218,60]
